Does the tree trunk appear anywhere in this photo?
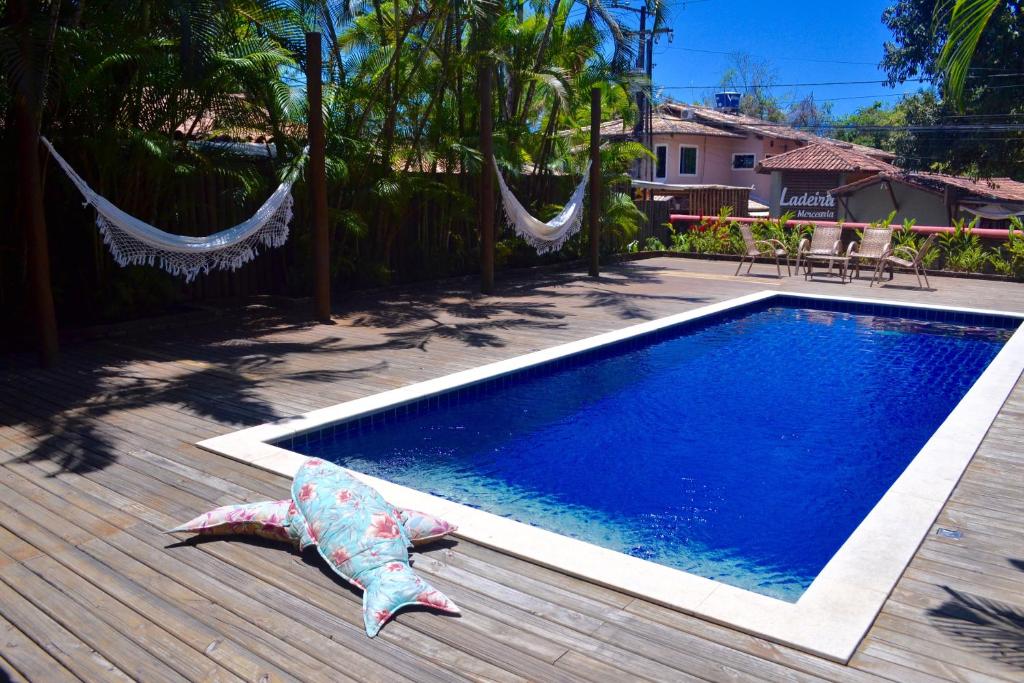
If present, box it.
[477,26,495,295]
[307,32,331,322]
[10,0,59,365]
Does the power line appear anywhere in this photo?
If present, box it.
[659,74,1024,90]
[772,123,1024,132]
[657,45,1024,76]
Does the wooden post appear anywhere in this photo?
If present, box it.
[12,0,58,366]
[589,86,601,277]
[478,46,495,294]
[306,31,331,322]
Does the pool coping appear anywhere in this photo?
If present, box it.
[197,291,1024,663]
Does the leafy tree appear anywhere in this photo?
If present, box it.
[880,0,1024,174]
[830,100,908,151]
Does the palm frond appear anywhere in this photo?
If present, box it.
[935,0,1003,109]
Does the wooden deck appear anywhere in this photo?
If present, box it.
[1,256,1022,682]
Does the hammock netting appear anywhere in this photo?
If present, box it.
[494,158,591,254]
[42,136,296,283]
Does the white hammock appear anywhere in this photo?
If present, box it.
[42,136,297,283]
[493,158,591,254]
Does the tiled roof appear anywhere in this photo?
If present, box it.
[912,172,1024,201]
[831,171,1024,202]
[754,143,899,173]
[600,114,744,139]
[661,102,896,160]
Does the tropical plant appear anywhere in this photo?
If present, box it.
[752,212,805,253]
[938,217,986,271]
[642,236,667,252]
[987,217,1024,278]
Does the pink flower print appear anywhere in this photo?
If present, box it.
[287,500,298,516]
[386,562,404,572]
[374,609,390,624]
[306,458,324,467]
[336,489,354,505]
[298,483,316,502]
[330,548,351,565]
[369,513,401,539]
[417,590,452,611]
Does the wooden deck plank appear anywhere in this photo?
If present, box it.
[1,258,1023,682]
[0,610,82,683]
[0,436,462,683]
[0,554,179,683]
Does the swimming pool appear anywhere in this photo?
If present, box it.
[279,300,1013,602]
[200,291,1024,661]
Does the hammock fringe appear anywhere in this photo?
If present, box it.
[499,200,583,255]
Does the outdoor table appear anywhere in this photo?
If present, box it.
[804,255,851,283]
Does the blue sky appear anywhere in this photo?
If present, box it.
[647,0,925,117]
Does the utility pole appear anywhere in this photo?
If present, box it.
[613,2,672,225]
[306,32,331,323]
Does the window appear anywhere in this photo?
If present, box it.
[679,146,698,176]
[655,145,667,179]
[732,153,756,170]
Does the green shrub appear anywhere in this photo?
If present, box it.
[939,218,986,272]
[987,218,1024,279]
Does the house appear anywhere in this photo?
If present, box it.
[830,172,1024,227]
[755,143,899,220]
[600,100,895,207]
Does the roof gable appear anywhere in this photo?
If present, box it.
[755,143,898,174]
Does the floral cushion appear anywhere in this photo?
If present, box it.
[399,508,458,545]
[168,499,294,544]
[292,458,459,636]
[171,501,456,549]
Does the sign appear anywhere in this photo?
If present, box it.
[778,172,840,221]
[779,187,836,220]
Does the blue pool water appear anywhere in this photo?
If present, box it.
[287,300,1015,601]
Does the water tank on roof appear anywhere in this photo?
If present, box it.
[715,91,741,114]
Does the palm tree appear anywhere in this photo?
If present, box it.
[935,0,1004,107]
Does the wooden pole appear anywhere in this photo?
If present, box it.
[589,86,601,278]
[306,31,331,322]
[12,0,58,366]
[478,47,495,295]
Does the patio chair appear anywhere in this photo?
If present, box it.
[735,223,791,278]
[846,226,893,280]
[794,225,843,275]
[871,234,937,289]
